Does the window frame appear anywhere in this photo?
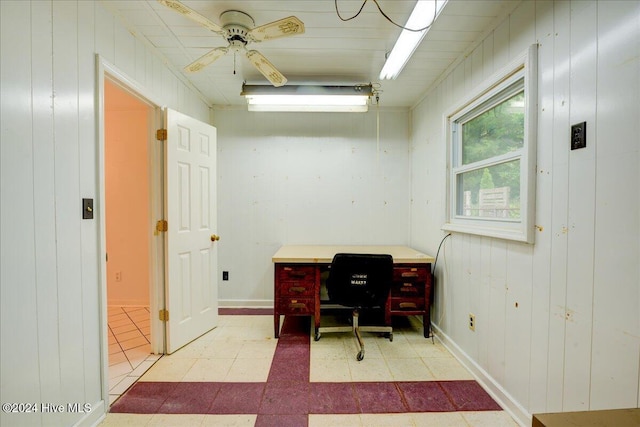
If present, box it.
[443,45,538,243]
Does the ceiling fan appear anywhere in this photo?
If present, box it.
[158,0,305,87]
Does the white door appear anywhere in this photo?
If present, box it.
[165,108,219,354]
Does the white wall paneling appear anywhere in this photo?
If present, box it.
[411,1,640,425]
[0,1,211,425]
[213,109,411,306]
[590,0,640,410]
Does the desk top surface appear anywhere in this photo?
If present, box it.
[272,245,435,264]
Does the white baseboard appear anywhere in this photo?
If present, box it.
[218,299,273,308]
[432,324,532,427]
[75,400,105,427]
[107,300,149,307]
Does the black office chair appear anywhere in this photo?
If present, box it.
[315,253,393,361]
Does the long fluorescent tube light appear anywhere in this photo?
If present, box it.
[379,0,447,80]
[241,84,373,112]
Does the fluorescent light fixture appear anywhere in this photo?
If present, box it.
[379,0,447,80]
[241,84,373,112]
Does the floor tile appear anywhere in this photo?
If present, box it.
[308,414,362,427]
[352,382,406,413]
[110,382,175,413]
[181,358,233,382]
[396,381,456,412]
[110,361,134,379]
[348,357,393,382]
[310,358,352,382]
[308,382,358,414]
[259,381,309,415]
[140,357,197,382]
[254,414,308,427]
[110,375,139,396]
[158,382,221,414]
[411,411,469,426]
[99,413,153,426]
[462,410,521,426]
[360,413,415,426]
[200,414,257,426]
[208,382,265,414]
[440,380,502,411]
[225,357,272,382]
[424,356,475,380]
[387,357,434,381]
[147,413,205,426]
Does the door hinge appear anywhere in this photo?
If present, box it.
[156,220,168,232]
[159,309,169,322]
[156,128,167,141]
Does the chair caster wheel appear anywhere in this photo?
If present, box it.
[389,333,393,342]
[356,350,364,361]
[314,332,321,341]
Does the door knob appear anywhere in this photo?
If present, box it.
[210,234,220,242]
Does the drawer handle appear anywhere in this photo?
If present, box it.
[400,287,417,293]
[290,271,307,277]
[289,286,306,293]
[401,272,419,278]
[399,302,417,309]
[289,303,306,309]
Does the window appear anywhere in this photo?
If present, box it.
[444,45,537,243]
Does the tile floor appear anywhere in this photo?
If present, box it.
[102,311,520,426]
[108,306,162,405]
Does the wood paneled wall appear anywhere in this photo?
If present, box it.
[212,109,411,306]
[410,1,640,424]
[0,1,210,426]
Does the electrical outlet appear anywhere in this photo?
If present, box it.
[115,271,122,282]
[222,271,229,281]
[571,121,587,150]
[469,313,475,331]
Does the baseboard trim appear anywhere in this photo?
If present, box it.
[432,324,531,427]
[218,299,273,309]
[75,400,105,427]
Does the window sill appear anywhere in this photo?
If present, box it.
[442,221,534,244]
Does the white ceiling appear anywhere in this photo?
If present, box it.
[102,0,519,108]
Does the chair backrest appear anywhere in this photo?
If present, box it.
[326,253,393,308]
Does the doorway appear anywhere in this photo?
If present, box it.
[97,58,220,410]
[104,79,162,405]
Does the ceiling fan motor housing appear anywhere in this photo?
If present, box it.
[220,10,254,48]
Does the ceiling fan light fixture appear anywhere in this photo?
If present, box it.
[241,84,374,112]
[379,0,447,80]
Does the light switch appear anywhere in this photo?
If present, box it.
[83,198,94,219]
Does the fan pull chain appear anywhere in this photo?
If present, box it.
[233,52,237,75]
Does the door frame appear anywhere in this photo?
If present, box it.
[96,55,166,405]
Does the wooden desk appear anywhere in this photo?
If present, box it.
[272,245,435,339]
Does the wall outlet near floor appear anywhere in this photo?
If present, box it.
[469,313,476,331]
[115,271,122,282]
[222,271,229,281]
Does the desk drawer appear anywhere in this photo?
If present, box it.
[279,281,315,297]
[391,282,425,297]
[276,265,316,281]
[393,266,428,282]
[390,297,425,311]
[277,297,314,315]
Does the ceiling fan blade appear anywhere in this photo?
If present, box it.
[157,0,224,34]
[184,47,229,73]
[249,16,305,42]
[245,50,287,87]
